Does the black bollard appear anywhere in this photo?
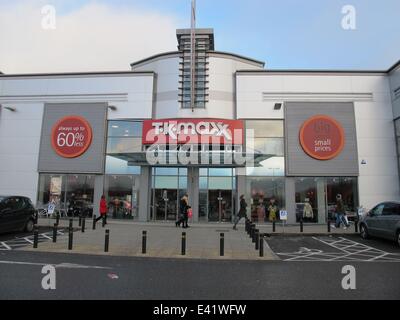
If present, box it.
[255,231,259,250]
[78,216,82,227]
[327,220,331,233]
[300,220,304,233]
[250,224,255,239]
[220,233,224,256]
[33,227,39,248]
[181,232,186,256]
[92,217,96,230]
[56,213,60,226]
[81,217,86,233]
[354,219,358,233]
[142,231,147,254]
[69,219,73,229]
[68,226,73,250]
[252,228,258,243]
[102,216,106,228]
[259,234,264,257]
[104,229,110,252]
[52,223,57,243]
[273,221,276,232]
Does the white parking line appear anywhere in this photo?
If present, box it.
[23,238,33,244]
[1,242,11,250]
[40,233,52,240]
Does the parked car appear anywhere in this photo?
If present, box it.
[359,201,400,247]
[0,196,37,234]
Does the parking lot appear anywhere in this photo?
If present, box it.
[265,234,400,262]
[0,227,66,250]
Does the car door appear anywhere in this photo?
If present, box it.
[0,197,18,232]
[366,203,384,237]
[381,203,400,241]
[13,197,28,230]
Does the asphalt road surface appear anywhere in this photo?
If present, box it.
[1,248,399,300]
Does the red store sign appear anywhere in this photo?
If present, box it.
[299,115,345,160]
[51,115,93,158]
[142,119,244,145]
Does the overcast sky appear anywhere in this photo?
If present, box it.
[0,0,399,73]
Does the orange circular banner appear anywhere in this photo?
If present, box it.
[51,115,93,158]
[299,115,345,160]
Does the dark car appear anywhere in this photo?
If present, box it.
[0,196,36,234]
[359,201,400,247]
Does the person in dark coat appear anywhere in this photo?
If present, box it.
[233,195,247,230]
[176,194,189,228]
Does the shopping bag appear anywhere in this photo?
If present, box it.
[187,208,193,218]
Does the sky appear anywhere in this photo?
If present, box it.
[0,0,399,73]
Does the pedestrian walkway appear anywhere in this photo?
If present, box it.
[20,218,277,260]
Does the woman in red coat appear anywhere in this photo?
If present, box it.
[95,195,108,225]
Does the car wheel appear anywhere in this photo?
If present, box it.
[397,231,400,247]
[360,224,369,239]
[24,219,34,233]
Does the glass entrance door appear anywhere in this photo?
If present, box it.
[208,190,233,222]
[153,189,178,221]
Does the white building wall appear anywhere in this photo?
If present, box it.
[389,66,400,119]
[0,73,154,203]
[236,73,399,210]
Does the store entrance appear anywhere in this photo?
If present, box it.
[208,190,233,222]
[153,189,178,221]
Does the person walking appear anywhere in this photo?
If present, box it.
[334,194,349,229]
[176,194,189,228]
[95,195,108,225]
[267,197,278,222]
[233,195,247,230]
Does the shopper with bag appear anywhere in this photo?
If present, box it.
[176,194,189,228]
[95,195,108,225]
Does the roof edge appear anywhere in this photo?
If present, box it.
[0,70,154,78]
[387,60,400,73]
[208,51,265,67]
[236,69,388,75]
[130,51,180,67]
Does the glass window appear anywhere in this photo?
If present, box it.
[65,175,95,217]
[371,204,384,216]
[105,175,139,220]
[108,121,142,137]
[246,157,285,176]
[253,138,284,155]
[208,177,232,190]
[382,203,400,216]
[247,177,285,223]
[326,177,358,217]
[208,168,233,177]
[199,176,208,189]
[107,137,142,153]
[295,178,321,223]
[154,176,179,189]
[105,156,141,175]
[155,167,179,176]
[246,120,284,137]
[37,174,66,209]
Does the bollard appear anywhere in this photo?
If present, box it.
[33,227,39,248]
[142,231,147,254]
[69,219,73,229]
[78,216,82,227]
[56,213,60,226]
[259,234,264,257]
[92,217,96,230]
[220,233,224,256]
[255,231,259,250]
[272,221,276,232]
[34,212,38,225]
[102,216,106,228]
[181,232,186,256]
[68,226,73,250]
[104,229,110,252]
[327,220,331,233]
[252,228,258,243]
[81,217,86,233]
[250,224,255,239]
[354,219,358,233]
[300,220,303,233]
[52,223,57,243]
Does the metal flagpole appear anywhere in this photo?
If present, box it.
[190,0,196,112]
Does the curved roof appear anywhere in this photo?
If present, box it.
[130,51,265,68]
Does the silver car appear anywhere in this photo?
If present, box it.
[359,201,400,247]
